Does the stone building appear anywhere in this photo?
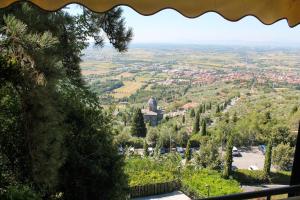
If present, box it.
[142,97,163,126]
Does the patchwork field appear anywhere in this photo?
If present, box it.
[112,80,144,98]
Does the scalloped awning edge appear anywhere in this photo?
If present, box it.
[1,0,300,27]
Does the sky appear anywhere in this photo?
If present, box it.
[67,4,300,47]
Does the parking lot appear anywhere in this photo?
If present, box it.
[231,146,266,170]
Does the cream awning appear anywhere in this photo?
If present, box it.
[1,0,300,27]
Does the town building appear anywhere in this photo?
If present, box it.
[142,97,163,126]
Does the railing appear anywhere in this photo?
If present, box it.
[199,185,300,200]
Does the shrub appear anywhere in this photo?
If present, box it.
[125,156,180,187]
[182,169,241,198]
[272,143,294,170]
[233,169,291,185]
[0,185,41,200]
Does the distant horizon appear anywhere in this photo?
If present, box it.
[67,4,300,47]
[87,42,300,50]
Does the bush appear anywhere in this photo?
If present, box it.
[181,169,241,198]
[233,169,291,185]
[125,156,180,187]
[0,185,41,200]
[272,143,294,170]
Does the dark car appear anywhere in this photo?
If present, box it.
[258,145,266,154]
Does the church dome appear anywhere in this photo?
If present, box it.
[148,97,157,112]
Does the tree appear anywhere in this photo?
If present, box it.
[263,140,272,178]
[143,140,149,157]
[193,139,221,169]
[193,113,200,133]
[198,105,203,114]
[201,120,207,136]
[131,108,147,137]
[146,127,159,146]
[223,136,233,179]
[185,140,192,161]
[216,104,220,113]
[291,105,298,114]
[190,108,195,118]
[233,112,238,123]
[272,143,294,170]
[0,3,132,199]
[182,115,185,124]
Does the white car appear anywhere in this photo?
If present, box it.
[248,165,259,170]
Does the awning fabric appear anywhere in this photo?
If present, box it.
[1,0,300,27]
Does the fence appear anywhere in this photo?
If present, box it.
[130,180,180,198]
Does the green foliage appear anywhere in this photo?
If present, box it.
[263,140,272,177]
[182,169,241,198]
[190,108,195,118]
[125,156,179,186]
[146,127,159,146]
[272,143,294,170]
[233,169,291,185]
[0,3,132,200]
[193,113,200,133]
[185,140,191,161]
[193,139,221,170]
[272,125,295,146]
[223,136,233,179]
[143,140,149,157]
[131,108,147,137]
[0,185,41,200]
[201,120,207,136]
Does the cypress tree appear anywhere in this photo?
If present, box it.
[182,115,185,124]
[131,108,147,137]
[143,140,149,157]
[216,105,220,113]
[193,113,200,133]
[263,140,272,178]
[223,136,233,179]
[199,105,203,114]
[185,140,191,161]
[233,112,238,123]
[190,108,195,118]
[201,120,207,136]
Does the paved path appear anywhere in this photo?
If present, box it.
[132,191,191,200]
[242,184,288,192]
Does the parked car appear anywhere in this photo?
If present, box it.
[160,147,167,154]
[118,146,124,155]
[258,145,266,154]
[176,147,185,157]
[148,147,154,156]
[248,165,259,170]
[232,146,241,157]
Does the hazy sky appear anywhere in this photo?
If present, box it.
[68,4,300,46]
